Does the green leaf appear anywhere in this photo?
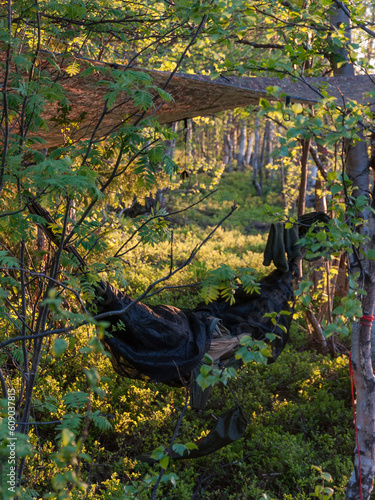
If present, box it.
[160,455,169,469]
[330,184,342,196]
[66,62,80,76]
[327,171,337,181]
[52,338,68,357]
[200,364,212,377]
[62,391,89,410]
[151,446,165,461]
[61,428,74,447]
[332,306,345,315]
[185,442,199,450]
[320,472,333,482]
[367,248,375,259]
[301,295,311,307]
[172,444,186,456]
[203,353,213,364]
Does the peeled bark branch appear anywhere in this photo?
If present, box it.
[305,307,328,354]
[309,145,328,181]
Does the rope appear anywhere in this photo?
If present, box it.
[359,315,375,327]
[349,353,363,500]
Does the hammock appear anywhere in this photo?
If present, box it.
[28,200,329,458]
[98,268,296,386]
[29,200,328,386]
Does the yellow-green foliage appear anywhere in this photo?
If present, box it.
[106,225,268,308]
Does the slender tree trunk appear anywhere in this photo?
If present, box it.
[214,117,220,160]
[237,120,247,169]
[228,112,234,172]
[280,159,287,210]
[265,120,274,178]
[252,117,262,196]
[186,118,193,162]
[298,138,311,217]
[259,121,268,186]
[201,127,206,161]
[328,4,375,496]
[165,122,178,159]
[345,135,374,500]
[245,132,254,167]
[223,115,232,169]
[231,117,238,161]
[223,133,229,164]
[315,143,328,212]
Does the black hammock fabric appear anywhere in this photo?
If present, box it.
[96,284,214,384]
[96,268,295,385]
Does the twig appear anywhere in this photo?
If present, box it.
[235,38,285,49]
[0,0,12,193]
[19,241,30,386]
[97,204,237,320]
[331,0,375,38]
[309,144,328,181]
[161,14,208,93]
[144,282,201,299]
[305,306,328,353]
[114,189,218,258]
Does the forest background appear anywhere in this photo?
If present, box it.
[1,0,375,498]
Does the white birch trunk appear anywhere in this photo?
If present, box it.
[345,138,375,500]
[246,132,254,166]
[237,120,247,169]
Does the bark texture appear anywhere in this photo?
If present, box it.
[345,126,375,500]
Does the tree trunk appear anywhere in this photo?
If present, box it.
[280,159,287,210]
[201,127,206,160]
[245,132,254,167]
[265,120,274,178]
[237,119,247,169]
[345,136,374,500]
[297,138,311,217]
[228,111,235,171]
[330,5,375,495]
[223,115,233,170]
[252,117,260,195]
[259,120,268,186]
[231,117,238,161]
[346,272,375,499]
[329,6,354,77]
[325,6,375,490]
[214,117,220,160]
[315,143,328,212]
[165,122,178,159]
[186,118,193,162]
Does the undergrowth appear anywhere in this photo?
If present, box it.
[19,169,355,499]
